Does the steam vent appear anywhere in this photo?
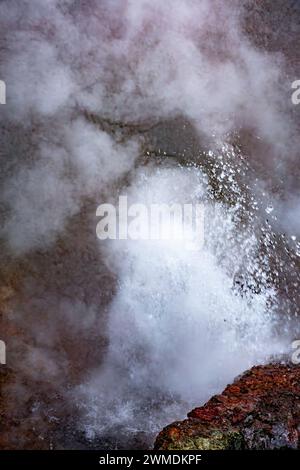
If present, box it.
[0,0,300,459]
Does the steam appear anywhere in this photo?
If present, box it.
[79,163,286,445]
[0,0,299,449]
[0,0,297,250]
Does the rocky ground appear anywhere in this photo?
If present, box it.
[155,364,300,450]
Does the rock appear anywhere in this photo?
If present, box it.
[154,364,300,450]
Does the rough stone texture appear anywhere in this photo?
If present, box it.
[154,364,300,450]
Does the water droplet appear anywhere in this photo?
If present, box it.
[265,206,274,215]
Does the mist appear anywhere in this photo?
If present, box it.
[0,0,299,449]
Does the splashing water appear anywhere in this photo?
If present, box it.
[77,146,288,448]
[1,0,299,451]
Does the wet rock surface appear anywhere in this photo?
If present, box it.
[155,364,300,450]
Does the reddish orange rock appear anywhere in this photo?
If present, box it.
[155,364,300,450]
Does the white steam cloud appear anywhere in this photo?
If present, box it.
[0,0,299,449]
